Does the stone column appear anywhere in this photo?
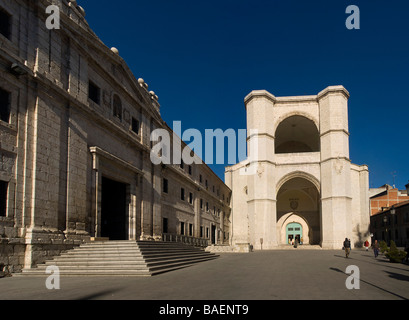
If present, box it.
[194,191,201,238]
[245,91,278,250]
[318,86,353,249]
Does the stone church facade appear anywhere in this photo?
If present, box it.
[226,87,371,250]
[0,0,230,272]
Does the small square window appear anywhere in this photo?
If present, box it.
[0,88,11,123]
[0,180,8,217]
[88,81,100,105]
[0,9,11,40]
[163,178,168,194]
[132,117,140,134]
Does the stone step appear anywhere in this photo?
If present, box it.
[17,240,219,276]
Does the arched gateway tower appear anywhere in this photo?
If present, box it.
[225,86,370,250]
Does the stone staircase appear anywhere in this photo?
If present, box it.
[17,240,219,276]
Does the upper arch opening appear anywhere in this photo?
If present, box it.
[275,115,320,154]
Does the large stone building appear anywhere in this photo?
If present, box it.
[226,87,371,250]
[0,0,230,272]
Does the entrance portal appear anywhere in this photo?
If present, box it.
[286,223,303,245]
[101,177,128,240]
[276,175,321,245]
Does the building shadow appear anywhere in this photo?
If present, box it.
[329,267,408,300]
[384,271,409,282]
[76,288,122,300]
[333,253,409,273]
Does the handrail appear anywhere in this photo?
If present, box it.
[162,233,209,248]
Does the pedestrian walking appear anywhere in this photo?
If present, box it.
[343,238,351,258]
[373,240,380,258]
[364,240,370,251]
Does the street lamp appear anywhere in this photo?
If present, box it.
[383,205,396,246]
[390,205,396,245]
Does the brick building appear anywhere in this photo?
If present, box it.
[370,200,409,247]
[370,184,409,216]
[0,0,230,272]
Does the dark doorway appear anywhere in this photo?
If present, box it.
[101,177,128,240]
[211,225,216,244]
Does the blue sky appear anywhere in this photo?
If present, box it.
[81,0,409,189]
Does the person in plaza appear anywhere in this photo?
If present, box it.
[294,237,299,248]
[373,240,380,258]
[364,240,370,251]
[343,238,351,258]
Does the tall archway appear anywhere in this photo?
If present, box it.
[275,115,320,154]
[276,176,321,245]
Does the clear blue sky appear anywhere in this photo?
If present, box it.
[81,0,409,190]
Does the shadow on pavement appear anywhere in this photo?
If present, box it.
[329,267,408,300]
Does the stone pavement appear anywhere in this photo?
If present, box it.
[1,249,408,300]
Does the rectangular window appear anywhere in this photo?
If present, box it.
[0,88,11,123]
[0,181,8,217]
[163,218,168,234]
[163,178,168,194]
[206,227,209,238]
[189,192,193,205]
[200,199,203,209]
[206,202,209,212]
[189,223,193,236]
[131,117,140,134]
[0,9,11,40]
[199,174,202,183]
[181,188,185,201]
[200,226,203,238]
[180,222,185,235]
[188,165,192,175]
[88,81,100,105]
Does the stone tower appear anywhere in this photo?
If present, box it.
[226,86,370,250]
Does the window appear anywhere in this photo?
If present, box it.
[180,222,185,235]
[206,202,209,212]
[0,9,11,40]
[189,224,193,236]
[189,192,193,205]
[163,218,168,234]
[206,227,209,238]
[0,88,11,123]
[181,188,185,201]
[199,174,202,183]
[200,199,203,209]
[131,117,140,134]
[188,165,192,175]
[113,94,122,120]
[200,226,203,238]
[0,181,8,217]
[88,81,100,104]
[163,178,168,194]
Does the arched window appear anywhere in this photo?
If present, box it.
[275,115,320,154]
[113,94,122,121]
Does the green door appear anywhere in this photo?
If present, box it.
[286,223,303,244]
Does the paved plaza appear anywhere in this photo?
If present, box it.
[1,249,408,300]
